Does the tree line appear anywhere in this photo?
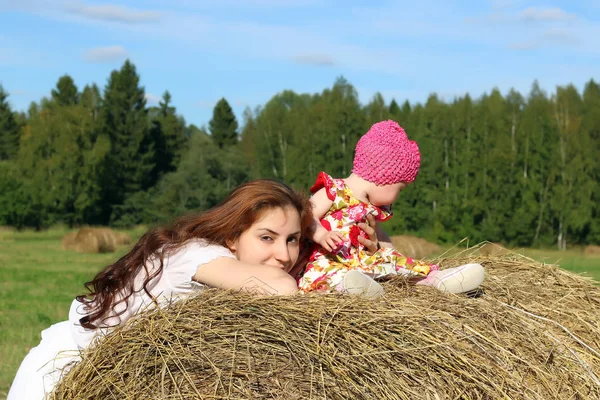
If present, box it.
[0,60,598,249]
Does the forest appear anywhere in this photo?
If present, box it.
[0,60,598,249]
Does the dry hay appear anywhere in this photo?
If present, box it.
[115,231,132,246]
[585,245,600,256]
[51,253,600,400]
[390,235,441,259]
[60,231,78,250]
[479,242,508,257]
[61,227,131,253]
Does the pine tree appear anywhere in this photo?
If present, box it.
[325,77,364,179]
[547,84,593,249]
[51,75,79,106]
[401,100,412,116]
[160,91,187,169]
[100,60,154,223]
[365,92,390,126]
[582,79,600,243]
[239,107,259,178]
[446,94,476,240]
[209,98,238,148]
[389,99,401,116]
[517,81,559,246]
[80,84,102,120]
[0,85,20,160]
[479,89,514,242]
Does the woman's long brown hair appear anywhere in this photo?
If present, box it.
[76,179,313,329]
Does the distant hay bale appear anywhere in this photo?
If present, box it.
[60,231,78,250]
[74,227,116,253]
[390,235,441,259]
[115,231,132,246]
[479,242,508,256]
[584,245,600,256]
[61,227,130,253]
[51,254,600,399]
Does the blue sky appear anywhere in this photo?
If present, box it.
[1,0,599,128]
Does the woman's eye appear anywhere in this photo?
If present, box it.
[287,236,299,244]
[261,236,273,241]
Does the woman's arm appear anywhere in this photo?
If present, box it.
[193,257,298,295]
[374,223,393,248]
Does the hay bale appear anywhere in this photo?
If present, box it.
[390,235,441,259]
[60,231,78,250]
[51,254,600,399]
[115,232,131,246]
[66,227,117,253]
[62,227,131,253]
[584,245,600,256]
[479,242,507,256]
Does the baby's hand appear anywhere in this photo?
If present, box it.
[317,230,345,252]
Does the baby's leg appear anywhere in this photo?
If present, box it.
[415,263,485,294]
[339,270,384,298]
[374,247,437,280]
[299,261,383,298]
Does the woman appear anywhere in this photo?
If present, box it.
[8,179,320,400]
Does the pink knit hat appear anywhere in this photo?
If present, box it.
[352,120,421,185]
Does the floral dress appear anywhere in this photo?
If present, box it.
[298,172,438,293]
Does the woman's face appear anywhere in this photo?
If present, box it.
[227,206,302,272]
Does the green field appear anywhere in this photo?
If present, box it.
[0,226,145,398]
[1,228,599,398]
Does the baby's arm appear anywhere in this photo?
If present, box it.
[310,188,344,252]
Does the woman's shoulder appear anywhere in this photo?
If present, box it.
[163,239,236,291]
[170,239,232,260]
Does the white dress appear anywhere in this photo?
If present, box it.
[7,240,235,400]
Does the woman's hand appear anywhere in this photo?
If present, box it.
[357,213,381,254]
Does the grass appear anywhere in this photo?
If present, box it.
[517,247,600,281]
[0,228,598,398]
[0,226,145,398]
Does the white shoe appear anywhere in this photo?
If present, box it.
[341,270,384,298]
[419,263,485,294]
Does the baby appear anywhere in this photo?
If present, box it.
[298,120,484,296]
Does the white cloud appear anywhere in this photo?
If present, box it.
[518,7,576,22]
[83,45,127,62]
[9,0,600,74]
[508,41,539,51]
[489,0,515,9]
[292,53,335,66]
[8,89,27,96]
[152,0,321,8]
[64,0,161,23]
[542,29,579,45]
[509,29,580,51]
[145,93,161,104]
